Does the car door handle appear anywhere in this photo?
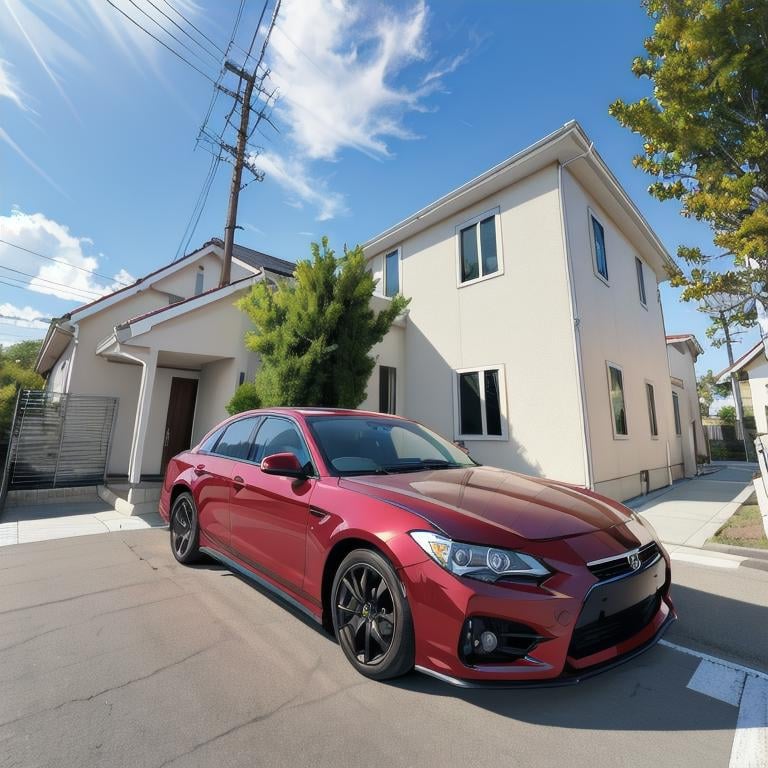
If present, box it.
[193,464,209,477]
[232,475,245,491]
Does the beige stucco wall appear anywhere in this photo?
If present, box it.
[366,164,586,485]
[562,168,674,500]
[45,337,75,393]
[667,342,707,473]
[60,252,257,476]
[744,352,768,433]
[361,318,406,414]
[193,358,239,445]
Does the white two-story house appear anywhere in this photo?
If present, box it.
[361,121,692,501]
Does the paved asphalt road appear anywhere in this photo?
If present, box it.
[1,529,766,768]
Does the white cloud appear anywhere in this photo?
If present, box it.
[0,59,24,109]
[0,303,48,328]
[254,151,347,222]
[269,0,430,161]
[257,0,464,219]
[0,209,135,304]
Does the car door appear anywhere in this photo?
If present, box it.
[195,416,261,551]
[229,416,316,592]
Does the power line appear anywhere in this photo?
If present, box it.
[122,0,219,69]
[0,238,132,286]
[0,264,104,298]
[0,273,102,302]
[143,0,222,62]
[159,0,227,56]
[104,0,217,84]
[174,153,222,261]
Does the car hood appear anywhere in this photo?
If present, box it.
[340,465,633,543]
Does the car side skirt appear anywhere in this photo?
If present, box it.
[199,546,323,626]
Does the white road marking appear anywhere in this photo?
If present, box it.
[687,659,746,707]
[670,551,743,569]
[661,640,768,768]
[729,675,768,768]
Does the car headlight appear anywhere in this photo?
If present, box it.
[410,531,550,583]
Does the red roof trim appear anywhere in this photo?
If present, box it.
[715,340,764,380]
[117,274,255,329]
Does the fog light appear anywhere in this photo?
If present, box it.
[480,630,498,653]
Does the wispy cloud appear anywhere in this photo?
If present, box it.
[0,302,48,328]
[259,0,465,220]
[254,151,347,222]
[0,59,25,109]
[0,209,135,303]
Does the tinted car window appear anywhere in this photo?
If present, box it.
[199,425,226,454]
[213,417,259,460]
[307,416,476,475]
[254,417,311,468]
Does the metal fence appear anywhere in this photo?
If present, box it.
[0,390,118,501]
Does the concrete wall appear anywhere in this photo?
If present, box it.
[366,164,586,485]
[562,168,674,500]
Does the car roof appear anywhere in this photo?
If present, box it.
[238,407,404,420]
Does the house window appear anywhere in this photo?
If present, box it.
[195,267,204,296]
[646,382,658,437]
[459,214,499,284]
[591,214,608,282]
[379,365,396,414]
[636,257,647,305]
[607,363,627,437]
[456,366,505,438]
[384,250,399,297]
[672,391,682,435]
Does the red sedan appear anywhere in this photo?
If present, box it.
[159,408,675,686]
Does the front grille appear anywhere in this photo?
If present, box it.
[588,542,660,582]
[569,592,661,659]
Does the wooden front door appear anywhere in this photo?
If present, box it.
[162,377,198,471]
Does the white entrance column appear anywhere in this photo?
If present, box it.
[127,348,158,484]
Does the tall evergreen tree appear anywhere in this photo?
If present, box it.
[609,0,768,339]
[230,237,408,410]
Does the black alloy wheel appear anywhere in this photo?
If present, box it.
[332,549,414,680]
[170,492,201,564]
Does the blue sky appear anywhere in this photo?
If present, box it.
[0,0,757,390]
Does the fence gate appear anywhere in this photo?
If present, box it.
[0,390,118,502]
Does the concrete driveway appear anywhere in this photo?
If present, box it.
[1,529,766,768]
[628,463,756,549]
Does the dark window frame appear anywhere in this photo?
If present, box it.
[457,210,501,286]
[591,213,609,283]
[672,391,682,436]
[384,249,400,297]
[607,363,628,438]
[455,365,506,439]
[646,381,659,438]
[379,365,397,414]
[636,257,647,306]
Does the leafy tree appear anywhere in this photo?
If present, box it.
[226,381,261,416]
[609,0,768,339]
[0,351,45,436]
[697,368,733,416]
[232,237,409,409]
[0,339,42,368]
[718,405,737,425]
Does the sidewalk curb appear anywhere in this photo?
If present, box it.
[704,542,768,561]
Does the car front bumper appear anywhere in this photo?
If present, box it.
[398,535,675,686]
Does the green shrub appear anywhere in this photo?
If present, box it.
[226,381,261,415]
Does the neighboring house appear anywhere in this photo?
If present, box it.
[35,239,295,483]
[717,340,768,432]
[360,121,687,501]
[665,334,707,473]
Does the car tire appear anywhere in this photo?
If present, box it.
[170,491,201,565]
[332,549,415,680]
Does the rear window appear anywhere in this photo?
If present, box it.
[213,417,259,460]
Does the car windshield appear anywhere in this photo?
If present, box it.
[306,416,477,476]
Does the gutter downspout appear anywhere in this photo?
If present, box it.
[559,147,595,490]
[64,322,79,393]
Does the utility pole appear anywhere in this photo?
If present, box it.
[220,61,257,288]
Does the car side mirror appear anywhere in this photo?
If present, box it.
[261,452,306,478]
